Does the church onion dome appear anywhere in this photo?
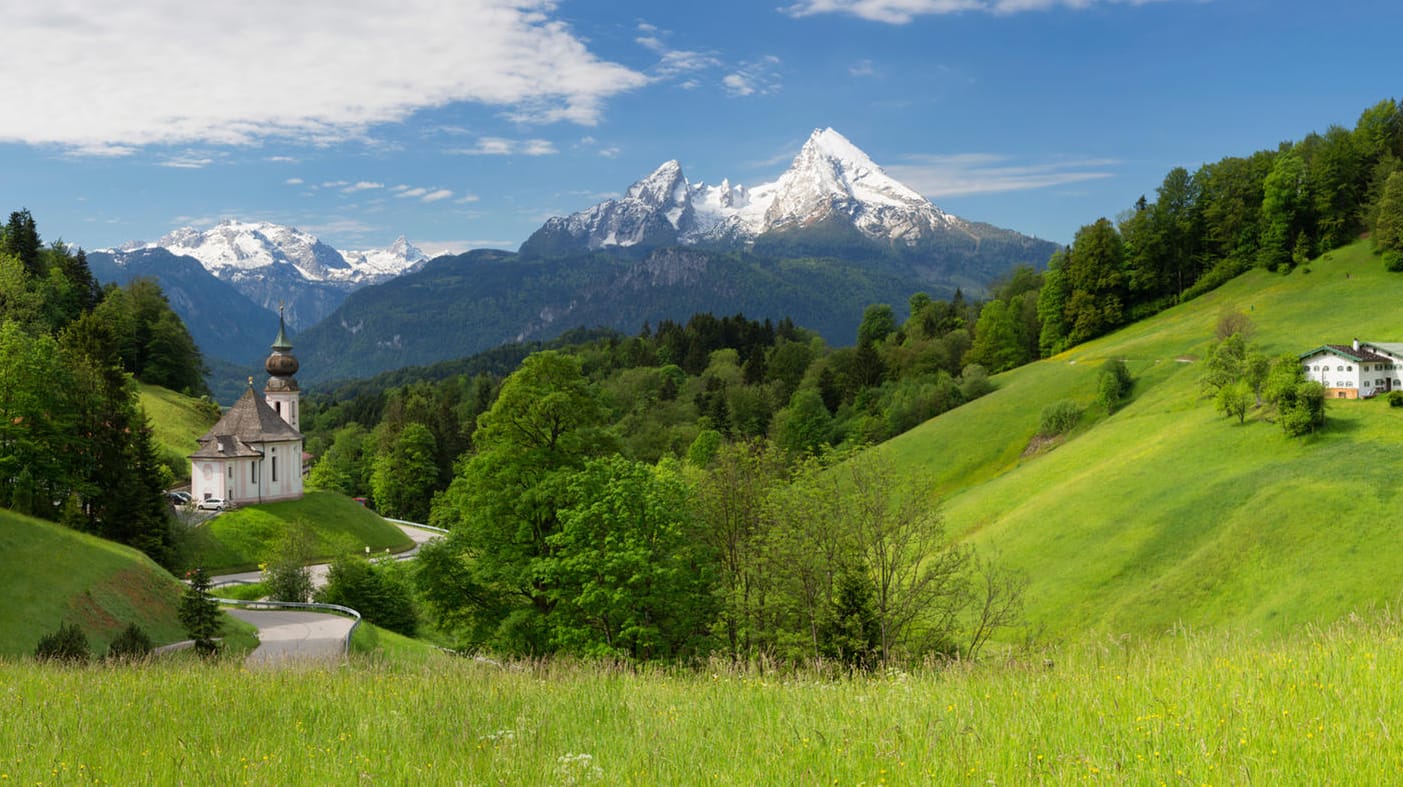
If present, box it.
[265,305,300,378]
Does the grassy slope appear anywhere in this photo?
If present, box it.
[884,240,1403,639]
[138,382,217,462]
[3,609,1402,783]
[185,490,415,572]
[0,509,190,655]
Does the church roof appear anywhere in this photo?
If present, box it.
[190,386,302,460]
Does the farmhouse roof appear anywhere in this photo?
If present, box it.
[1299,344,1394,364]
[1361,342,1403,358]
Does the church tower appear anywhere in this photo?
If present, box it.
[263,305,300,430]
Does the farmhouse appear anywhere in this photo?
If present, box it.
[188,310,304,505]
[1299,339,1403,399]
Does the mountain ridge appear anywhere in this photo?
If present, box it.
[521,127,1007,259]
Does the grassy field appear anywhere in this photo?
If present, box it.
[883,240,1403,641]
[0,509,247,656]
[137,382,218,467]
[184,490,415,573]
[3,607,1401,784]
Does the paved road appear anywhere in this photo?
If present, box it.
[211,521,442,591]
[212,520,444,665]
[226,608,355,666]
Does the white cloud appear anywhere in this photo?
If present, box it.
[285,177,304,185]
[455,194,481,204]
[886,153,1119,197]
[784,0,1169,23]
[450,137,558,156]
[723,56,783,97]
[2,1,648,153]
[159,152,216,169]
[342,181,384,193]
[396,187,429,199]
[849,59,878,77]
[421,189,454,203]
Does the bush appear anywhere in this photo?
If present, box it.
[35,622,90,663]
[316,555,419,637]
[1388,390,1403,408]
[106,623,154,661]
[1038,399,1083,437]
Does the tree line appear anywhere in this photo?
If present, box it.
[0,210,210,569]
[1031,98,1403,358]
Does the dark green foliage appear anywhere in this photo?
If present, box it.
[105,623,154,661]
[820,563,881,669]
[1278,381,1327,437]
[34,622,90,663]
[1097,359,1134,413]
[1375,171,1403,261]
[3,209,41,276]
[263,524,315,603]
[1388,390,1403,407]
[1038,400,1082,438]
[538,457,715,659]
[317,555,419,637]
[369,422,438,521]
[179,568,221,656]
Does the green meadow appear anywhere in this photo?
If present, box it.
[137,382,218,461]
[3,608,1401,784]
[184,490,415,573]
[883,240,1403,640]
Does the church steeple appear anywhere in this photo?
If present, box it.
[263,305,301,430]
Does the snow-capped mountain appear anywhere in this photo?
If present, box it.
[112,220,429,328]
[523,128,972,254]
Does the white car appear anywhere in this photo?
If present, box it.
[197,497,228,511]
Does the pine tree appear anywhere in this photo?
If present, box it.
[179,568,221,656]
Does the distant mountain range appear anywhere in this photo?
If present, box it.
[90,128,1057,393]
[103,220,430,330]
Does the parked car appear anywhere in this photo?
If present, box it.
[168,491,192,505]
[197,497,227,511]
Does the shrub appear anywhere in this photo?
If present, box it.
[106,623,154,661]
[316,555,419,637]
[35,622,90,663]
[1038,399,1082,437]
[1388,390,1403,408]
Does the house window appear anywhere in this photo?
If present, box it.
[272,456,278,483]
[227,465,233,479]
[1337,366,1344,371]
[251,462,257,483]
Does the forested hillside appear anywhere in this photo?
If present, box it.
[0,210,209,570]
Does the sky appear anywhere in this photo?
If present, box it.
[1,0,1400,255]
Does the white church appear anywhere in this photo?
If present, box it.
[189,310,304,505]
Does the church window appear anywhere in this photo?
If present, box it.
[273,456,278,483]
[251,462,257,483]
[275,401,282,415]
[228,465,233,479]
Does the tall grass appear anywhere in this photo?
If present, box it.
[4,609,1401,784]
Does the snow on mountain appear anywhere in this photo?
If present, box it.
[111,220,431,329]
[528,128,969,253]
[341,236,430,279]
[138,220,426,285]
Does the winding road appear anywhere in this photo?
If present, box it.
[212,520,443,665]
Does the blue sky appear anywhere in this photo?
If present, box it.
[1,0,1399,255]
